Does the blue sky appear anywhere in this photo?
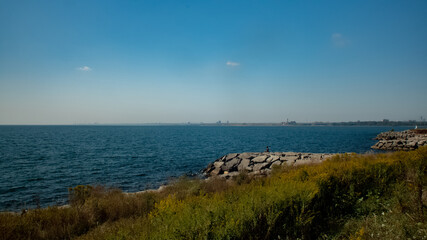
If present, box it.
[1,0,426,124]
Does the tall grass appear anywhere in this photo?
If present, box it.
[1,147,426,239]
[0,186,160,240]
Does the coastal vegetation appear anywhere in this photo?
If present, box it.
[1,147,426,239]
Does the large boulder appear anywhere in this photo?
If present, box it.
[252,155,268,163]
[223,157,241,172]
[238,158,251,171]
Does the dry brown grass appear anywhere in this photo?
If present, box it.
[0,186,160,240]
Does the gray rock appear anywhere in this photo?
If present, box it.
[211,167,222,175]
[204,163,214,173]
[246,165,254,171]
[239,152,255,159]
[238,158,251,171]
[253,162,270,171]
[283,152,298,156]
[384,142,393,148]
[270,152,284,157]
[223,157,241,171]
[203,151,340,177]
[214,161,224,169]
[266,155,280,163]
[225,153,239,161]
[253,155,268,163]
[372,129,427,151]
[281,155,299,162]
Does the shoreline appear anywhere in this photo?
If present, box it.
[3,128,424,213]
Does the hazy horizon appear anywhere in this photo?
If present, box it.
[1,0,427,125]
[0,119,424,126]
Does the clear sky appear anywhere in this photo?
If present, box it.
[1,0,426,124]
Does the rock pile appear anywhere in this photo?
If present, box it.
[371,130,427,151]
[203,152,334,178]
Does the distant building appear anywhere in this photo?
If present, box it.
[282,120,296,125]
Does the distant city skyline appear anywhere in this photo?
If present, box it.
[1,0,427,124]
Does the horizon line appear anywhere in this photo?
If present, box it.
[0,120,426,126]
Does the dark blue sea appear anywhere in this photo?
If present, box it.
[0,125,410,211]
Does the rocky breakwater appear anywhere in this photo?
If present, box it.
[371,129,427,151]
[203,152,334,178]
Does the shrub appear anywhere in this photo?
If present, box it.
[69,185,94,206]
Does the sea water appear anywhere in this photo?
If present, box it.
[0,125,410,211]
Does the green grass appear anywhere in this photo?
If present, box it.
[1,147,426,239]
